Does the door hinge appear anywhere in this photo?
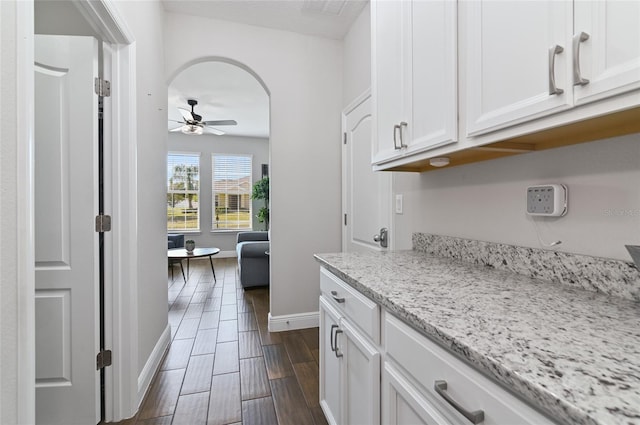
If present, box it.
[96,350,112,370]
[95,214,112,232]
[94,77,111,97]
[343,132,347,144]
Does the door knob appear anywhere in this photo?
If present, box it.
[373,227,388,248]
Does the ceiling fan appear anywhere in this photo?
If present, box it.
[169,99,237,136]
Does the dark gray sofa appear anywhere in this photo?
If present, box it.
[236,231,270,288]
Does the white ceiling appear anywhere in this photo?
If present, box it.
[165,1,367,139]
[162,0,368,40]
[168,61,270,138]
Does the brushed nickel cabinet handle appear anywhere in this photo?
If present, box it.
[573,31,590,86]
[334,329,343,358]
[399,121,408,148]
[393,124,402,150]
[330,324,338,352]
[548,44,564,95]
[434,380,484,424]
[330,290,345,303]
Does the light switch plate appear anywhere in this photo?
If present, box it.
[526,184,567,216]
[395,194,403,214]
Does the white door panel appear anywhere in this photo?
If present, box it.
[35,34,100,425]
[343,94,392,252]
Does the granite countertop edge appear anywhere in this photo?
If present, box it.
[313,252,640,425]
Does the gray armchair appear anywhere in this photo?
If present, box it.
[168,234,186,282]
[236,231,270,288]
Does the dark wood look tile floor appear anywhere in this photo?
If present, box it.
[112,258,328,425]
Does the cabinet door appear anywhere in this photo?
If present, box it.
[339,319,381,425]
[465,0,573,136]
[407,0,457,153]
[574,0,640,105]
[371,0,409,164]
[383,362,455,425]
[319,297,342,425]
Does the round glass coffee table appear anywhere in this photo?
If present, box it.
[168,247,220,282]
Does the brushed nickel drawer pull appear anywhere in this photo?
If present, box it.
[393,124,402,150]
[330,290,345,303]
[434,380,484,424]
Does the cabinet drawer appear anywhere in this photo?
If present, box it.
[320,268,380,344]
[385,314,556,425]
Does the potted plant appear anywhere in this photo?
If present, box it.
[185,239,195,253]
[251,176,269,230]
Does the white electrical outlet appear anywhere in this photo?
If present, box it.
[526,184,567,216]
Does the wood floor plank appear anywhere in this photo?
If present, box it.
[239,331,262,359]
[220,304,238,321]
[184,302,205,319]
[208,373,242,425]
[217,319,238,342]
[281,332,314,364]
[135,415,173,425]
[240,357,271,401]
[293,361,320,407]
[311,348,320,365]
[181,354,214,395]
[256,318,282,345]
[172,392,209,425]
[138,368,185,419]
[213,341,239,375]
[238,312,258,331]
[262,344,295,380]
[310,406,329,425]
[242,396,278,425]
[175,318,200,340]
[192,328,218,355]
[161,338,194,371]
[270,376,315,425]
[299,328,319,351]
[198,310,220,330]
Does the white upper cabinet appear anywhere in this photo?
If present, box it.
[465,0,640,138]
[372,0,457,166]
[573,0,640,105]
[465,0,574,136]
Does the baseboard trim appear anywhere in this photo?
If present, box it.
[137,324,171,404]
[268,311,319,332]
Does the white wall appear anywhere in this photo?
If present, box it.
[407,135,640,260]
[112,0,169,387]
[168,134,269,253]
[343,3,371,107]
[165,13,343,319]
[1,2,35,423]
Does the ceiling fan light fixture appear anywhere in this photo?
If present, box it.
[182,124,203,135]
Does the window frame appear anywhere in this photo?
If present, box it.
[211,153,253,232]
[167,151,201,232]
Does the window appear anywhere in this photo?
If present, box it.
[212,154,252,230]
[167,152,200,231]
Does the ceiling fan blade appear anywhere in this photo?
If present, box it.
[204,126,225,136]
[178,107,194,122]
[168,119,185,124]
[169,126,184,132]
[204,120,237,126]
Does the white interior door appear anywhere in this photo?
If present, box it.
[34,34,100,425]
[343,93,392,252]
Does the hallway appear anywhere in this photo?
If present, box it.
[117,258,327,425]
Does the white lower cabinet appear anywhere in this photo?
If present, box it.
[319,269,381,425]
[319,267,560,425]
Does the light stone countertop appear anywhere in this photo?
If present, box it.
[314,250,640,425]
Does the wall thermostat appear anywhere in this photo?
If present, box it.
[526,184,567,216]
